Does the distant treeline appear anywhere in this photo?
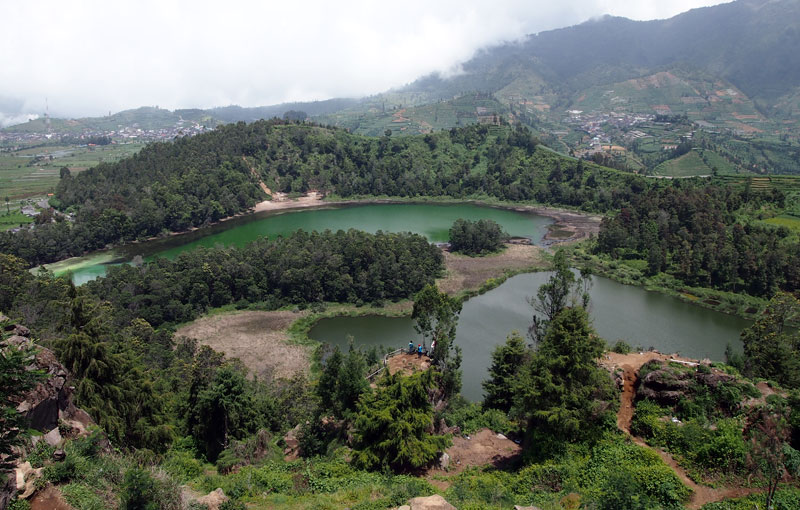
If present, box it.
[0,120,645,266]
[596,185,799,298]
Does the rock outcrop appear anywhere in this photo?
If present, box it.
[196,488,229,510]
[1,320,98,507]
[637,360,735,406]
[408,495,457,510]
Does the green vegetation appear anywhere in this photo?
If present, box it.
[352,370,450,472]
[448,218,508,255]
[741,292,800,388]
[1,121,645,266]
[0,211,32,231]
[653,150,713,177]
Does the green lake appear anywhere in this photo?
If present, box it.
[309,272,751,401]
[46,203,552,285]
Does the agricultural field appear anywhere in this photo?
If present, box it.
[0,142,145,199]
[0,210,33,231]
[652,150,712,176]
[762,214,800,233]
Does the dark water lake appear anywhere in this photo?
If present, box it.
[309,272,751,401]
[46,203,552,284]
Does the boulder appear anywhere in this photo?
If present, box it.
[14,461,43,500]
[13,346,88,433]
[283,424,302,461]
[408,494,457,510]
[695,372,734,388]
[641,369,690,391]
[196,488,228,510]
[44,427,63,447]
[638,386,684,405]
[13,324,30,337]
[515,506,542,510]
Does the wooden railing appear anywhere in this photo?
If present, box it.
[366,347,405,381]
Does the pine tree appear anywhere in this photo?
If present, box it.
[516,307,616,456]
[483,331,528,412]
[352,370,450,472]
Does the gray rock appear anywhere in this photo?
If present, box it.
[53,449,66,461]
[44,427,62,447]
[438,452,450,470]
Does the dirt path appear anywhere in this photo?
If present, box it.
[617,364,636,433]
[605,351,763,509]
[30,485,73,510]
[175,310,311,380]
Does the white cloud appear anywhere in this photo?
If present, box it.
[0,0,726,118]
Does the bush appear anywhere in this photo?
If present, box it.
[162,449,204,482]
[611,340,632,354]
[121,467,158,510]
[61,484,105,510]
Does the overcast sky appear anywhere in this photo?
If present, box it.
[0,0,728,124]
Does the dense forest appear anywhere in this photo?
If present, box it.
[596,184,800,297]
[0,121,646,266]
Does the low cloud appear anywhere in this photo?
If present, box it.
[1,1,725,118]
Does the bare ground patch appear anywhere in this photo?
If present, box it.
[437,244,545,295]
[175,310,311,380]
[427,428,521,477]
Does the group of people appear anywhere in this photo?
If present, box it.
[407,340,435,357]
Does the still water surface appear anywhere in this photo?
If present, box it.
[309,272,751,401]
[48,203,551,284]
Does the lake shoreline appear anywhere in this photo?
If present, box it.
[40,196,598,276]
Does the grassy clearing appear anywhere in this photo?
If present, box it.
[763,214,800,232]
[0,211,32,231]
[654,150,712,177]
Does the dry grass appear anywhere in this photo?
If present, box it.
[175,310,311,380]
[437,244,545,295]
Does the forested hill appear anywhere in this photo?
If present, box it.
[1,120,642,266]
[403,0,800,110]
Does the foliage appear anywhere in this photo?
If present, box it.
[0,326,44,471]
[482,331,528,413]
[187,365,255,462]
[0,122,644,266]
[448,218,508,255]
[87,229,443,330]
[316,344,369,420]
[444,434,689,509]
[412,284,463,401]
[121,467,159,510]
[351,371,451,472]
[515,307,617,457]
[611,340,632,354]
[442,397,519,436]
[741,291,800,388]
[744,403,800,509]
[528,249,589,343]
[596,184,799,298]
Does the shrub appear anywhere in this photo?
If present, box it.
[121,467,158,510]
[61,484,105,510]
[611,340,632,354]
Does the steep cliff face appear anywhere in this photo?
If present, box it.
[1,319,97,508]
